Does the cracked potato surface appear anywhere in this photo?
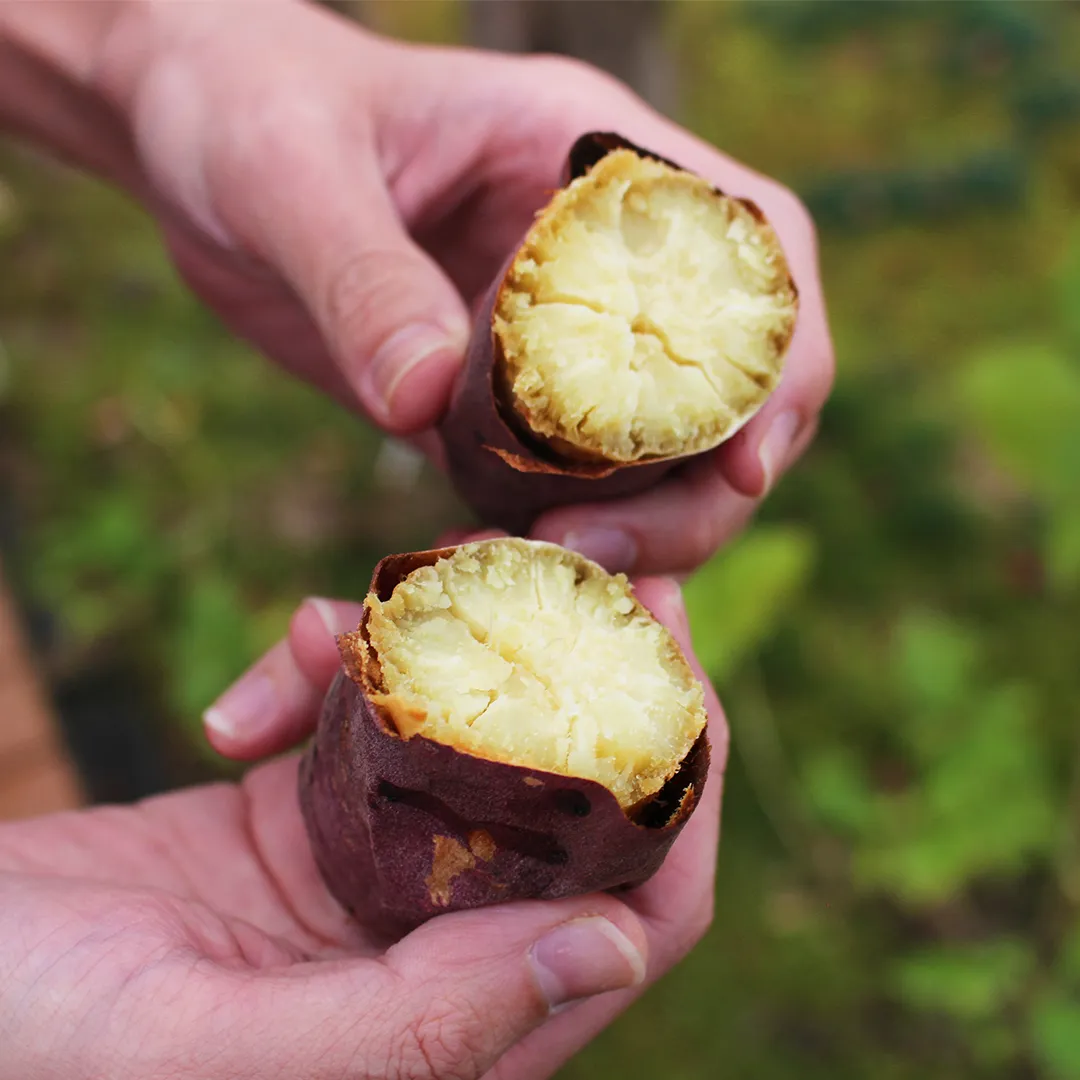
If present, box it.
[495,149,797,463]
[365,538,707,809]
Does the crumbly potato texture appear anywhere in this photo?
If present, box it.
[364,538,707,809]
[494,149,797,463]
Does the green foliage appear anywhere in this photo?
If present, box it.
[2,3,1080,1079]
[1061,230,1080,351]
[894,610,980,720]
[167,574,288,732]
[32,489,167,642]
[801,747,874,836]
[684,526,814,684]
[857,680,1055,904]
[1031,993,1080,1079]
[1031,928,1080,1078]
[956,343,1080,503]
[891,939,1034,1021]
[956,338,1080,589]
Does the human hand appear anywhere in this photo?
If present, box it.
[191,557,727,1080]
[80,0,833,574]
[0,570,725,1080]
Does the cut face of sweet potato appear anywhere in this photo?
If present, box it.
[299,537,711,938]
[364,539,706,809]
[495,149,797,463]
[438,132,800,533]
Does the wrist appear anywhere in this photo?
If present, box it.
[0,1,129,79]
[0,1,145,189]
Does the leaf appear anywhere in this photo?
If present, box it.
[802,748,875,834]
[856,683,1055,903]
[891,939,1034,1021]
[684,526,815,682]
[31,491,168,643]
[955,343,1080,506]
[892,609,980,722]
[166,574,263,725]
[1059,224,1080,351]
[1031,991,1080,1079]
[1047,506,1080,592]
[957,339,1080,596]
[1055,923,1080,985]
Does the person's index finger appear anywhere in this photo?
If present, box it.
[202,598,365,761]
[288,597,366,690]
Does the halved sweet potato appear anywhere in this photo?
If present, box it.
[440,131,798,533]
[299,537,710,939]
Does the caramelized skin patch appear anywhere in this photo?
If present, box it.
[365,539,707,809]
[495,149,797,463]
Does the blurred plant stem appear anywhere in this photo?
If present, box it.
[733,664,849,908]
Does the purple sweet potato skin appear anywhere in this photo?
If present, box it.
[298,544,710,941]
[437,131,794,534]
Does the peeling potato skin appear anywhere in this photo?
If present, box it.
[438,131,796,534]
[298,543,710,940]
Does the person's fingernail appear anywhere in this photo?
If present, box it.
[529,917,646,1012]
[307,597,344,639]
[364,320,468,424]
[560,529,638,573]
[203,672,276,742]
[759,410,801,494]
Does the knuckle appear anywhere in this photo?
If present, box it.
[647,874,715,969]
[390,999,489,1080]
[686,890,716,947]
[324,250,376,342]
[664,894,714,968]
[684,501,730,567]
[524,53,636,106]
[687,524,719,569]
[222,94,327,185]
[323,248,408,352]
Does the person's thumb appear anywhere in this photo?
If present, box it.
[207,897,647,1080]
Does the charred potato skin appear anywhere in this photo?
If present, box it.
[438,131,798,534]
[298,544,710,940]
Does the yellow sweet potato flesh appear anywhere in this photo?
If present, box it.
[495,149,796,463]
[365,538,707,809]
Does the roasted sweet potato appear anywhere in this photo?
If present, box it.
[440,131,799,533]
[299,537,710,939]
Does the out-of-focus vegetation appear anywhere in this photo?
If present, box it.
[2,1,1080,1075]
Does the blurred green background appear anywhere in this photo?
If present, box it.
[2,1,1080,1075]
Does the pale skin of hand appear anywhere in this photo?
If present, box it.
[0,0,833,576]
[0,567,728,1080]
